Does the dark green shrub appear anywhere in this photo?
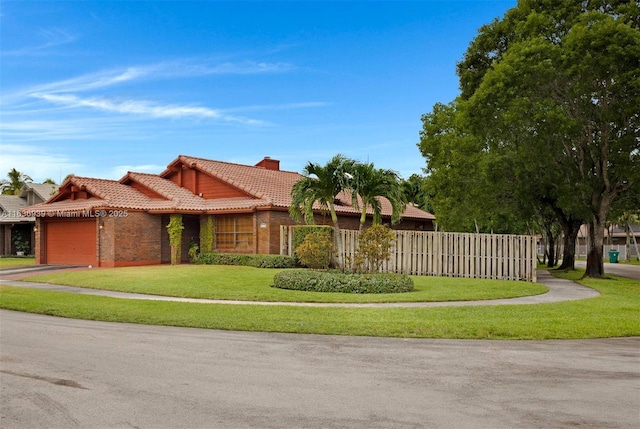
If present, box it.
[253,254,297,269]
[272,269,414,294]
[194,252,296,268]
[295,230,333,269]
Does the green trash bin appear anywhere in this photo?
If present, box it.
[608,250,619,263]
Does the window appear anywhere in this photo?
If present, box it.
[215,216,253,251]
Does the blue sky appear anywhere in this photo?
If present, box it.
[1,0,515,183]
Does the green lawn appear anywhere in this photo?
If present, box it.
[1,269,638,339]
[24,265,547,303]
[0,257,36,269]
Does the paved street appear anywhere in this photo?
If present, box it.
[1,310,638,428]
[574,261,640,280]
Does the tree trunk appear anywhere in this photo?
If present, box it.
[545,225,556,268]
[558,221,581,270]
[330,206,344,269]
[629,221,640,262]
[359,208,367,232]
[624,222,631,262]
[584,220,605,278]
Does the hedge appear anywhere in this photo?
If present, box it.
[272,269,414,294]
[194,252,296,268]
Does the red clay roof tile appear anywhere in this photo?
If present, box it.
[24,155,435,221]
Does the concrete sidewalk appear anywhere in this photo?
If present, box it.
[0,268,599,307]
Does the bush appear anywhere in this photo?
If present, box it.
[194,252,296,268]
[352,224,396,273]
[292,225,333,255]
[295,230,333,269]
[272,269,414,294]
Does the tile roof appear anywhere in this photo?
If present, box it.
[23,155,435,221]
[172,155,304,207]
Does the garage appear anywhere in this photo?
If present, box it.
[45,218,97,266]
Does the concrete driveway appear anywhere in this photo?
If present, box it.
[1,310,638,428]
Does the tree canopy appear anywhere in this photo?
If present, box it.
[349,162,406,230]
[419,0,639,277]
[290,155,408,267]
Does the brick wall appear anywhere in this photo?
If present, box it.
[109,212,162,266]
[99,216,115,266]
[160,214,171,263]
[34,218,44,263]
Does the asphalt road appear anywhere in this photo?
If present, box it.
[1,310,638,428]
[574,261,640,280]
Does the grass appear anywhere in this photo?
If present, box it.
[0,257,36,268]
[1,269,638,339]
[24,265,547,303]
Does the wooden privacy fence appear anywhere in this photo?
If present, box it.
[281,226,537,282]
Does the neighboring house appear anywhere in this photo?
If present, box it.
[0,183,57,255]
[577,223,640,259]
[24,155,435,267]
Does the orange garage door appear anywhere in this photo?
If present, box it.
[45,219,97,265]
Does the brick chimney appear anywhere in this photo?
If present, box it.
[255,156,280,171]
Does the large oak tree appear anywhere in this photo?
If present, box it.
[421,0,639,277]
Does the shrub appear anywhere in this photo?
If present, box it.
[291,225,333,255]
[272,269,414,294]
[166,214,184,265]
[353,224,396,273]
[188,242,199,263]
[194,252,296,268]
[295,230,333,269]
[200,216,214,253]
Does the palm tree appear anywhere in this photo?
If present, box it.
[289,154,354,268]
[0,168,33,195]
[349,162,406,230]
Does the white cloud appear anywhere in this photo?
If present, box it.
[110,164,166,180]
[27,67,154,95]
[25,60,294,95]
[1,58,311,147]
[31,93,268,125]
[0,117,150,142]
[0,145,83,183]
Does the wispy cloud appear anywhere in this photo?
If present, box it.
[26,66,158,94]
[182,61,295,75]
[2,27,76,56]
[27,60,294,95]
[1,57,326,148]
[0,144,83,182]
[223,102,331,113]
[0,117,153,142]
[30,93,268,125]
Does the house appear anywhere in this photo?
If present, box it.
[0,183,57,255]
[576,223,640,260]
[23,155,435,267]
